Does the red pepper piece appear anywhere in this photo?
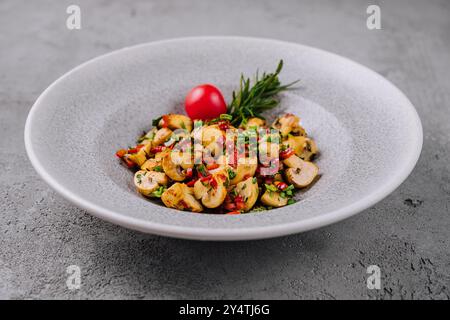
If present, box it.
[280,148,295,160]
[115,149,127,158]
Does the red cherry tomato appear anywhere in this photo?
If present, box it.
[185,84,227,120]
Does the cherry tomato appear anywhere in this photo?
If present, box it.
[185,84,227,120]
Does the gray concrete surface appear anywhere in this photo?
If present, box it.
[0,0,449,299]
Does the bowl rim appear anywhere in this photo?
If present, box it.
[24,36,423,241]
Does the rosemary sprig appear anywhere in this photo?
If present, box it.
[227,60,299,126]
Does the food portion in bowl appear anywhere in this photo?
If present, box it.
[115,61,320,214]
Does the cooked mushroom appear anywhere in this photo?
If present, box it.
[235,177,259,211]
[228,163,258,185]
[282,154,304,169]
[159,114,193,132]
[140,158,161,171]
[285,163,318,188]
[202,125,224,146]
[193,174,227,208]
[272,113,306,137]
[180,185,203,212]
[161,183,184,210]
[299,138,318,161]
[134,170,168,197]
[244,117,266,129]
[283,154,319,188]
[260,190,288,207]
[127,148,148,167]
[152,128,173,146]
[162,183,203,212]
[162,151,192,181]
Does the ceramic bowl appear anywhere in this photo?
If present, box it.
[25,37,422,240]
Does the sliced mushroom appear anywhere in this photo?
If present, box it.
[159,114,193,132]
[134,170,168,197]
[140,158,161,171]
[162,151,193,181]
[127,148,148,166]
[202,125,225,146]
[152,127,173,146]
[299,138,318,161]
[228,163,258,185]
[272,113,306,137]
[244,117,266,129]
[282,154,304,169]
[235,177,259,211]
[193,174,227,208]
[282,135,307,157]
[148,171,169,186]
[179,184,203,212]
[139,127,157,145]
[161,183,185,210]
[260,190,288,207]
[285,162,319,188]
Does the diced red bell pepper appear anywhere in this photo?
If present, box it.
[275,181,288,191]
[115,149,127,158]
[151,146,166,154]
[224,202,236,211]
[280,148,295,160]
[210,178,218,189]
[160,115,169,128]
[185,168,193,179]
[226,211,241,215]
[206,163,220,170]
[200,175,212,183]
[186,179,197,187]
[235,201,245,210]
[124,158,136,168]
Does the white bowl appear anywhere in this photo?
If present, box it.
[24,37,423,240]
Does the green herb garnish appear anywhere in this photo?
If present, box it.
[227,168,236,180]
[151,186,166,198]
[152,116,162,127]
[219,114,233,121]
[227,60,299,126]
[197,164,208,177]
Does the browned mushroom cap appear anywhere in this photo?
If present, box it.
[127,147,148,167]
[161,183,203,212]
[152,128,173,146]
[299,138,318,161]
[272,113,305,137]
[284,162,319,188]
[244,117,266,129]
[140,158,161,171]
[260,190,288,207]
[134,170,168,196]
[235,177,259,211]
[193,174,227,208]
[159,114,193,132]
[161,150,193,181]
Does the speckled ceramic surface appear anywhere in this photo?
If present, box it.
[24,37,422,240]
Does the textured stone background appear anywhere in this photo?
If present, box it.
[0,0,449,299]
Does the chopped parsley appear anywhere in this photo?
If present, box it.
[227,168,237,180]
